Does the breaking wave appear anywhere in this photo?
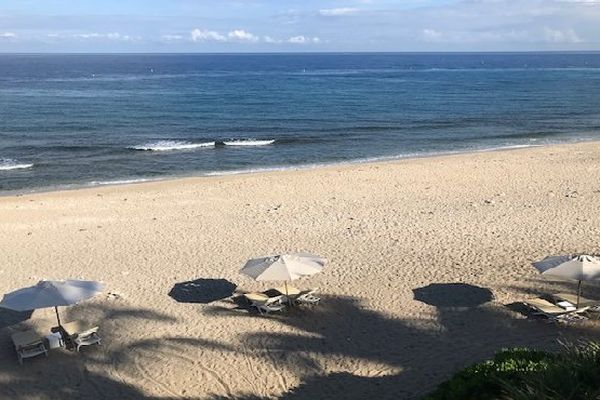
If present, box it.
[0,159,34,171]
[129,140,215,152]
[221,139,275,146]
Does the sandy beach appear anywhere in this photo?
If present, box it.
[1,141,600,399]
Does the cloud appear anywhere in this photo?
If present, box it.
[287,35,321,44]
[318,7,360,16]
[420,27,583,44]
[161,34,184,41]
[190,28,226,42]
[421,29,442,41]
[543,28,582,43]
[186,29,319,45]
[227,29,259,42]
[263,35,281,43]
[2,0,598,51]
[189,28,259,43]
[72,32,134,41]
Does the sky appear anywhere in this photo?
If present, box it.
[0,0,599,52]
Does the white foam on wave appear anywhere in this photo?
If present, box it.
[203,164,318,177]
[223,139,275,146]
[479,144,543,152]
[201,142,549,178]
[0,159,34,171]
[89,178,150,186]
[130,140,215,152]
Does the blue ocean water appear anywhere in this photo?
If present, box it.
[1,52,600,193]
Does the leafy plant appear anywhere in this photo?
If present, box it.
[423,342,600,400]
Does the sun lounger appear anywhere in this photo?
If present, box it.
[272,286,321,306]
[523,297,589,322]
[296,289,321,305]
[11,330,48,364]
[551,293,600,308]
[525,297,570,316]
[243,293,286,314]
[60,321,101,352]
[273,286,302,296]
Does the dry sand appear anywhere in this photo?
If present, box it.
[1,141,600,399]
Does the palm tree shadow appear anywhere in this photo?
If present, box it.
[0,301,228,400]
[0,283,595,399]
[206,283,595,400]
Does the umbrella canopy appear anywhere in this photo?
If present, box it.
[240,253,326,282]
[0,280,103,312]
[0,280,103,326]
[533,254,600,281]
[533,254,600,308]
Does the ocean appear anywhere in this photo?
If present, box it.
[1,52,600,193]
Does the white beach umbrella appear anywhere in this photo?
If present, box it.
[533,254,600,308]
[240,253,326,296]
[0,280,103,326]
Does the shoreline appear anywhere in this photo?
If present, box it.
[1,139,596,199]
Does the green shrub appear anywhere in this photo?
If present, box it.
[501,341,600,400]
[424,342,600,400]
[423,348,553,400]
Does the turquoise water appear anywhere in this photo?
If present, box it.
[1,53,600,192]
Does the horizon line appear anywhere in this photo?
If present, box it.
[1,50,600,56]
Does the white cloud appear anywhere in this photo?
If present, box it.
[72,32,134,41]
[161,34,184,41]
[190,28,226,42]
[422,29,442,41]
[543,28,582,43]
[227,29,259,42]
[263,35,321,44]
[2,0,598,51]
[288,35,307,44]
[188,29,315,45]
[189,28,259,43]
[420,26,584,45]
[263,35,282,43]
[319,7,360,16]
[287,35,321,44]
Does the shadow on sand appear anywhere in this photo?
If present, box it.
[168,278,237,304]
[0,280,597,399]
[204,282,598,400]
[413,283,494,308]
[0,309,33,330]
[0,301,223,400]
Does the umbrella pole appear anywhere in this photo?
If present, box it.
[54,306,62,327]
[577,280,582,309]
[285,281,290,306]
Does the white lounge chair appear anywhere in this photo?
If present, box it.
[11,330,48,364]
[296,289,321,305]
[61,321,101,352]
[523,297,589,322]
[273,286,321,306]
[243,293,286,314]
[551,293,600,309]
